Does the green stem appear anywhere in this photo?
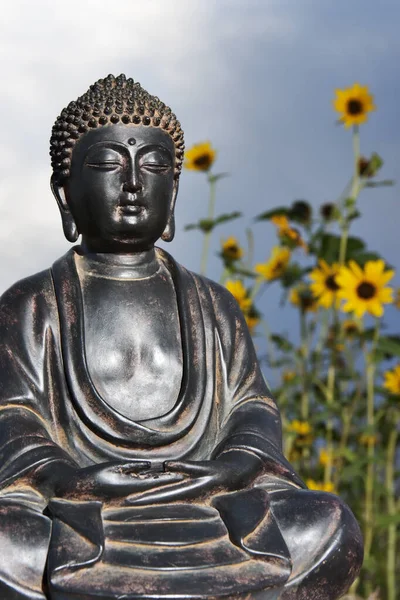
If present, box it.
[338,126,361,266]
[300,311,309,421]
[200,175,217,275]
[261,319,274,369]
[363,319,380,590]
[324,364,335,485]
[249,278,263,302]
[352,125,360,185]
[333,388,360,490]
[338,226,349,265]
[386,423,398,600]
[219,266,230,285]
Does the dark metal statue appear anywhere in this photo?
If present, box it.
[0,74,363,599]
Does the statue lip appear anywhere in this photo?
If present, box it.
[119,193,144,214]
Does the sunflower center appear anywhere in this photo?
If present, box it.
[357,281,376,299]
[272,261,284,274]
[345,324,358,335]
[302,297,315,310]
[193,153,212,169]
[347,99,363,115]
[325,275,340,291]
[225,244,238,257]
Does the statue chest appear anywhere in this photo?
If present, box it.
[78,269,183,421]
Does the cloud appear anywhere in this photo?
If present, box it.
[0,1,399,303]
[0,0,299,290]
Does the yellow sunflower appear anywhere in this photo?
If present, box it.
[271,215,307,250]
[319,448,333,467]
[271,214,290,230]
[287,420,313,448]
[221,236,243,261]
[306,479,336,493]
[359,433,378,446]
[333,83,376,128]
[245,311,260,335]
[279,226,308,251]
[255,247,291,281]
[336,260,394,318]
[289,285,318,313]
[225,280,252,313]
[342,319,361,338]
[287,420,311,436]
[282,370,296,384]
[309,260,341,309]
[383,364,400,395]
[184,141,216,172]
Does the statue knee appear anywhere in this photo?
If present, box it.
[0,500,51,599]
[269,489,363,598]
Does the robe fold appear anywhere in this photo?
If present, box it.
[3,247,358,600]
[0,247,302,481]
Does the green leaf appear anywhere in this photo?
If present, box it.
[184,223,198,231]
[280,263,304,288]
[369,151,383,171]
[344,197,356,209]
[232,267,258,279]
[270,334,294,352]
[339,463,365,480]
[317,233,366,264]
[255,207,289,221]
[376,335,400,359]
[184,211,242,234]
[365,179,395,188]
[336,447,357,463]
[214,211,242,225]
[346,236,366,255]
[352,252,382,266]
[375,513,400,527]
[347,209,361,221]
[198,219,215,233]
[208,172,230,183]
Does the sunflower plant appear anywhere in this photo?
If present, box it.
[184,84,399,600]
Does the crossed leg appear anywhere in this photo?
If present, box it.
[268,489,363,600]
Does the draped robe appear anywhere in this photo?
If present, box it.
[0,248,362,600]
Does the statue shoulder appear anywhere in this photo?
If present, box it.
[0,268,55,318]
[186,269,245,318]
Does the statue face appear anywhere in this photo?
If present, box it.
[62,124,177,252]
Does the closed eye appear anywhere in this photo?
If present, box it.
[141,163,171,173]
[85,161,123,170]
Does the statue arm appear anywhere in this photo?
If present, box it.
[0,279,167,502]
[209,281,306,489]
[0,276,79,500]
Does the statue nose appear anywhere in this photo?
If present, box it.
[123,179,142,193]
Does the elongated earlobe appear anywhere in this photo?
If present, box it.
[161,215,175,242]
[50,174,79,243]
[61,215,79,243]
[161,178,179,243]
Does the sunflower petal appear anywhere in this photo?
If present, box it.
[367,300,384,318]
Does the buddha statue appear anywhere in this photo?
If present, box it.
[0,74,362,600]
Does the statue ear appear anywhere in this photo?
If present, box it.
[50,174,79,243]
[161,178,179,243]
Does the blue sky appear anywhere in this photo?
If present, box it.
[0,0,399,341]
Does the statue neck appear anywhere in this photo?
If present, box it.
[76,244,160,280]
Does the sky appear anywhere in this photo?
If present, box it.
[1,0,399,342]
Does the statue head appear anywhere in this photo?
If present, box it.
[50,74,184,251]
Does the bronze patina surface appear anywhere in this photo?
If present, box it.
[0,74,363,599]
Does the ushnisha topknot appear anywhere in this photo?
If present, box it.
[50,73,185,184]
